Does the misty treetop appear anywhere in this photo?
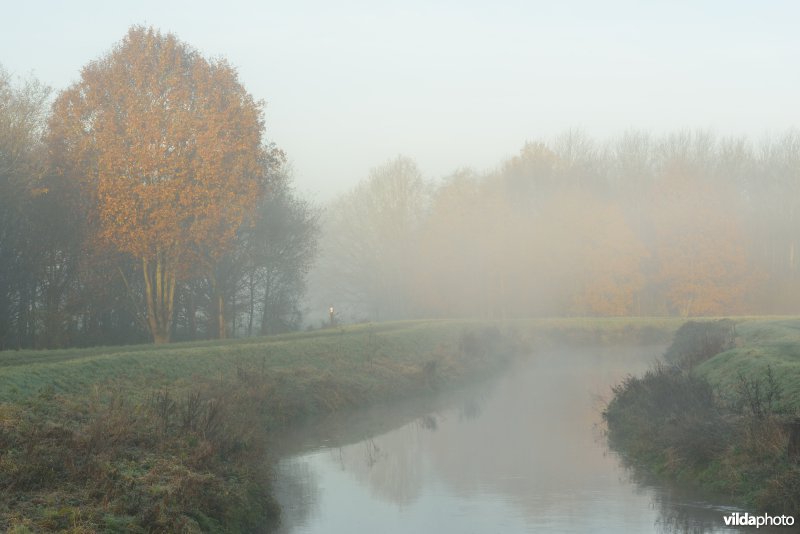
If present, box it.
[311,132,795,322]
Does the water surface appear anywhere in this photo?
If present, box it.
[271,345,761,533]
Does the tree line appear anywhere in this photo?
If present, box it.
[311,130,799,322]
[0,27,318,349]
[3,25,799,349]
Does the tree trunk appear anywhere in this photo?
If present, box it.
[247,271,256,337]
[143,255,176,345]
[260,271,272,335]
[206,272,227,339]
[232,291,237,337]
[187,289,197,340]
[217,293,226,339]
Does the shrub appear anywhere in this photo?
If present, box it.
[730,365,783,419]
[604,361,729,468]
[756,466,800,514]
[663,319,736,369]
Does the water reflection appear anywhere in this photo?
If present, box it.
[272,346,760,533]
[271,458,319,532]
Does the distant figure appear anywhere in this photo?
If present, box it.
[329,306,335,328]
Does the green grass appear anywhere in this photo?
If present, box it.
[696,319,800,411]
[0,320,462,403]
[0,317,683,404]
[0,317,683,532]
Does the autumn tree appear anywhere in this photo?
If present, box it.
[49,26,270,343]
[647,133,752,316]
[533,189,647,316]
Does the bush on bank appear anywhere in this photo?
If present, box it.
[604,319,800,514]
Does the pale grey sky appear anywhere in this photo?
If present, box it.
[2,1,799,200]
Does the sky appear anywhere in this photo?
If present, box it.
[2,1,799,200]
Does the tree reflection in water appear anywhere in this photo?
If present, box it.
[272,345,756,533]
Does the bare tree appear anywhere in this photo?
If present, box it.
[311,156,428,322]
[0,66,52,348]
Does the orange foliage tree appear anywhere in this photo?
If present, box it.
[521,189,647,316]
[49,27,268,343]
[649,173,751,316]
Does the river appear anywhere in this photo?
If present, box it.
[269,344,770,533]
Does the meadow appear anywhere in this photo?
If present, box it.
[696,319,800,411]
[0,318,681,532]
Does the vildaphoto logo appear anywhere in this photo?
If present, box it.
[723,512,794,528]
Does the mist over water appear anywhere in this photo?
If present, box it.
[271,345,757,533]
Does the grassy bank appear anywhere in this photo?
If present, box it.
[695,320,800,412]
[604,318,800,514]
[0,318,679,532]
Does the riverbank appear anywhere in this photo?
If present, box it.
[0,318,679,532]
[604,318,800,515]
